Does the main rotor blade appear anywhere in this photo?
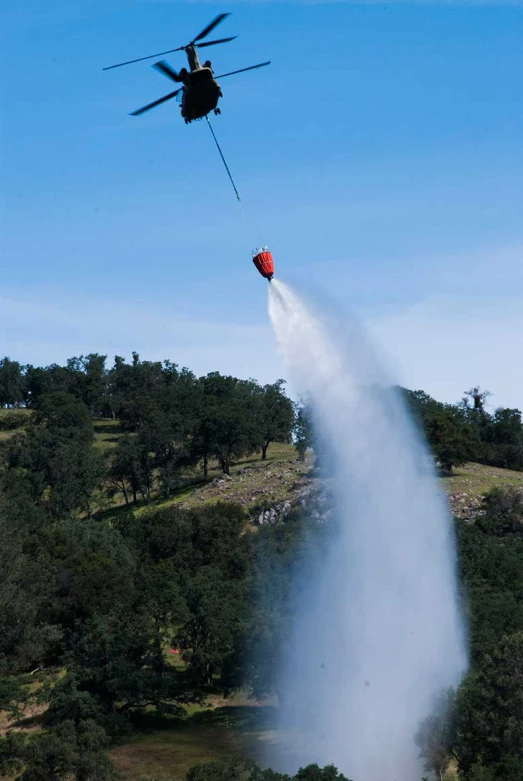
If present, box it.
[215,61,271,80]
[193,13,230,43]
[153,60,182,82]
[103,46,184,71]
[129,89,181,116]
[197,36,237,49]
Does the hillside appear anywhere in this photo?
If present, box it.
[3,412,523,524]
[166,452,523,525]
[87,420,523,524]
[442,462,523,521]
[2,408,523,780]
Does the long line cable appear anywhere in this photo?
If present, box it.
[205,116,264,245]
[205,116,241,201]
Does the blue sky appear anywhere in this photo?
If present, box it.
[2,0,523,408]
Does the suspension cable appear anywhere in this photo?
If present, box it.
[205,115,265,245]
[205,116,241,201]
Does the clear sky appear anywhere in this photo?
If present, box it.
[1,0,523,409]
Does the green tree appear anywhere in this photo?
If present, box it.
[108,353,165,427]
[0,513,59,673]
[454,633,523,777]
[52,609,179,723]
[294,404,313,461]
[466,764,496,781]
[108,360,200,498]
[196,374,262,475]
[106,434,141,505]
[425,405,476,474]
[33,391,92,434]
[29,514,185,724]
[257,380,295,460]
[294,767,350,781]
[120,503,249,692]
[1,720,116,781]
[400,388,482,472]
[5,392,104,518]
[186,758,262,781]
[185,761,350,781]
[174,504,249,687]
[462,386,492,422]
[0,357,25,407]
[398,387,436,435]
[456,508,523,663]
[481,408,523,470]
[476,486,523,536]
[24,364,76,407]
[39,519,135,629]
[176,566,246,687]
[65,354,108,417]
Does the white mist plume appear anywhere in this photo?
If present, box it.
[267,280,467,781]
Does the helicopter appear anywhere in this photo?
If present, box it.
[103,13,271,124]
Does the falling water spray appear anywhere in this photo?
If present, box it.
[267,280,467,781]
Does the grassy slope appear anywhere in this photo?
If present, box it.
[442,462,523,520]
[442,462,523,495]
[90,419,523,521]
[3,412,522,517]
[0,409,31,442]
[92,418,121,451]
[97,436,311,522]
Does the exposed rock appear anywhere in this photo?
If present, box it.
[182,451,319,521]
[447,492,483,523]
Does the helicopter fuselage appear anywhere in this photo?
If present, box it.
[180,65,222,123]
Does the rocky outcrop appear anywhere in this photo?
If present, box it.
[447,492,483,523]
[181,453,511,529]
[181,455,316,519]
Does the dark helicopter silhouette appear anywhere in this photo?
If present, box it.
[103,13,270,124]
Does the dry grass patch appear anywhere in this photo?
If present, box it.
[110,704,279,781]
[442,462,523,497]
